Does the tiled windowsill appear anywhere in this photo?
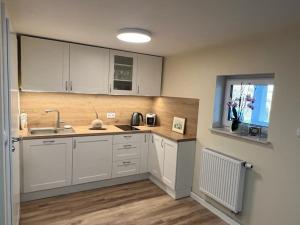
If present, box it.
[210,127,271,145]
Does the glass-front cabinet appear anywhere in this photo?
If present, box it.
[109,50,137,95]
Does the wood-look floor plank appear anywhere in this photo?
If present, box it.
[20,180,227,225]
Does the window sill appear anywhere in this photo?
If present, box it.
[210,127,271,145]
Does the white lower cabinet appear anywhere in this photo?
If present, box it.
[148,134,195,198]
[21,132,194,199]
[162,139,177,189]
[72,136,113,185]
[148,134,164,179]
[22,138,73,193]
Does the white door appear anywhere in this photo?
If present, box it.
[22,138,73,193]
[9,33,20,225]
[148,134,164,179]
[162,139,177,189]
[0,4,12,225]
[69,44,109,94]
[20,36,69,92]
[73,136,113,184]
[109,50,137,95]
[137,54,162,96]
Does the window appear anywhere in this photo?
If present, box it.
[223,78,274,127]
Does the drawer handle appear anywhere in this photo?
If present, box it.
[43,140,55,144]
[123,161,132,165]
[123,135,132,138]
[123,144,132,148]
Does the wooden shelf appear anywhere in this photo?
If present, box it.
[210,127,271,145]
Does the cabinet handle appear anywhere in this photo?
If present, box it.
[161,139,164,148]
[138,85,140,94]
[109,84,112,93]
[152,135,154,143]
[73,139,76,149]
[122,161,133,165]
[144,134,146,143]
[43,140,55,144]
[70,81,73,91]
[123,144,132,148]
[65,81,68,91]
[123,135,132,138]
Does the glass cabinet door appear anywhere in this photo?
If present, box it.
[113,55,133,91]
[109,50,137,95]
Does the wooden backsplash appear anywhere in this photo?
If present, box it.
[20,92,199,136]
[152,97,199,136]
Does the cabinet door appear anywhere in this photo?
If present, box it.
[162,139,178,189]
[137,55,162,96]
[22,138,72,193]
[148,134,164,179]
[21,36,69,92]
[109,50,137,95]
[140,133,149,173]
[69,44,109,94]
[73,136,112,185]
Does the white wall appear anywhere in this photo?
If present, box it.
[162,29,300,225]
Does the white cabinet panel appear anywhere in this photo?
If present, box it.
[140,133,149,173]
[23,138,72,193]
[109,50,138,95]
[137,54,162,96]
[148,134,164,179]
[69,44,109,94]
[72,136,112,185]
[21,36,69,92]
[112,159,140,178]
[113,143,140,161]
[162,139,177,189]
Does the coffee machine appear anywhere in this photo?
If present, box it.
[146,113,156,126]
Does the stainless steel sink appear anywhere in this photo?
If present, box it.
[29,127,75,136]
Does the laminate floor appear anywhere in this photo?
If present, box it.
[20,180,227,225]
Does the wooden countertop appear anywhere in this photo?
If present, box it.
[20,125,196,143]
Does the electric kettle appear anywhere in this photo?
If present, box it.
[131,112,144,126]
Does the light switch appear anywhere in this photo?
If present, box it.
[297,128,300,137]
[107,112,116,119]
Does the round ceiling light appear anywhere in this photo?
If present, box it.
[117,28,152,43]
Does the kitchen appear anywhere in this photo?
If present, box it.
[1,1,300,225]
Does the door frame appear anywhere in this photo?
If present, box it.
[0,2,13,225]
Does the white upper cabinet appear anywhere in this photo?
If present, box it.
[21,36,69,92]
[137,54,162,96]
[69,44,109,94]
[109,50,138,95]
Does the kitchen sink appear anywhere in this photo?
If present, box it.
[29,127,75,136]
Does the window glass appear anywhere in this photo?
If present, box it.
[227,83,274,127]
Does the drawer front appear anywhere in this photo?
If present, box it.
[113,134,142,144]
[113,143,140,161]
[112,159,140,178]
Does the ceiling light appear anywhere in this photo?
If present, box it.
[117,28,151,43]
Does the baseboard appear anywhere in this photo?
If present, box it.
[21,173,149,202]
[149,175,191,199]
[190,192,241,225]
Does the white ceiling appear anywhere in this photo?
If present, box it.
[6,0,300,56]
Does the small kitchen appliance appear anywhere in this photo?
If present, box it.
[131,112,143,126]
[146,113,156,126]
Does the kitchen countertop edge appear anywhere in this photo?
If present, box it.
[20,126,196,143]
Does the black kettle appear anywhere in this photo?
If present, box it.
[131,112,143,126]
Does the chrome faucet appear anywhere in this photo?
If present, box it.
[45,109,61,129]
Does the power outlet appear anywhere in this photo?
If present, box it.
[107,112,116,119]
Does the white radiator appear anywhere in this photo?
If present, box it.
[200,148,249,213]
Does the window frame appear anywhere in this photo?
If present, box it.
[222,77,274,128]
